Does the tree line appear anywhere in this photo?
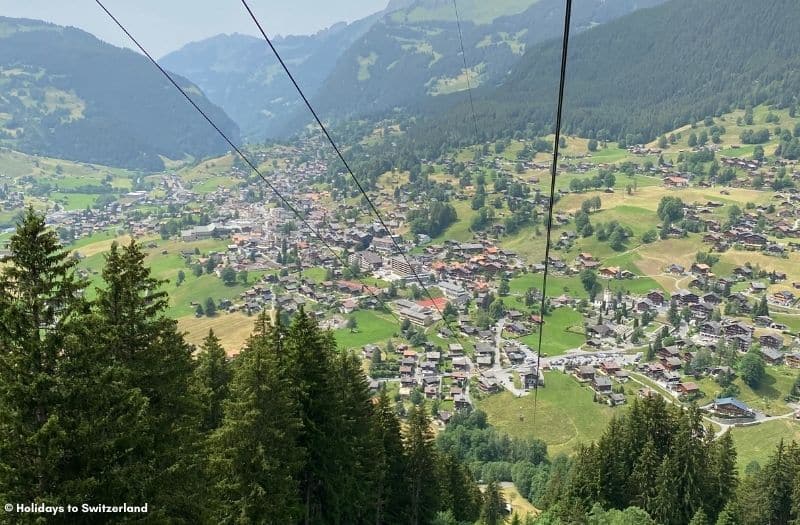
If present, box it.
[0,208,484,524]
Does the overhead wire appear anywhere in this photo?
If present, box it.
[239,0,470,345]
[533,0,574,426]
[451,0,480,141]
[92,0,401,324]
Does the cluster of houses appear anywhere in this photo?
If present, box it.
[572,360,628,406]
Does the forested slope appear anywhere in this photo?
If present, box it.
[0,18,238,171]
[413,0,800,151]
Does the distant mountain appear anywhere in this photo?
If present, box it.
[312,0,668,123]
[422,0,800,148]
[160,2,408,141]
[0,17,238,171]
[162,0,664,140]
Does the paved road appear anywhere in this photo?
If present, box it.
[488,319,528,396]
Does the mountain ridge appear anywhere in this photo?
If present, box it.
[0,17,238,171]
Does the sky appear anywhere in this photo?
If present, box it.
[0,0,390,57]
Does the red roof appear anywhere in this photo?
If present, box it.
[417,297,449,310]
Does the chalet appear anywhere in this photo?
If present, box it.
[786,353,800,369]
[644,362,665,378]
[425,351,441,363]
[505,350,526,364]
[750,282,767,293]
[712,397,755,418]
[452,357,469,371]
[576,365,596,381]
[453,394,470,410]
[759,334,784,350]
[599,267,622,279]
[478,372,501,393]
[723,321,753,337]
[635,298,657,313]
[658,346,681,360]
[614,370,630,382]
[400,375,416,388]
[587,323,615,339]
[662,357,683,371]
[729,334,752,352]
[666,264,685,275]
[476,355,493,367]
[609,393,626,406]
[760,347,784,365]
[674,290,699,305]
[647,290,666,306]
[600,360,622,374]
[691,263,711,276]
[506,322,530,336]
[592,376,613,394]
[690,302,714,320]
[699,321,721,341]
[771,290,796,307]
[664,176,689,188]
[448,343,465,355]
[738,232,768,247]
[702,292,722,305]
[577,253,600,269]
[677,382,700,396]
[519,367,544,389]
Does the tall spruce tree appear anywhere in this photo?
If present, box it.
[285,309,342,524]
[405,402,440,525]
[0,208,85,505]
[193,329,231,432]
[93,240,201,520]
[481,481,505,525]
[208,312,302,523]
[438,452,482,524]
[328,349,380,523]
[708,431,738,520]
[373,390,409,524]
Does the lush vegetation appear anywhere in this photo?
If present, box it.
[0,17,237,170]
[413,0,800,151]
[528,394,800,525]
[0,209,486,523]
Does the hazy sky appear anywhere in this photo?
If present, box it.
[0,0,390,57]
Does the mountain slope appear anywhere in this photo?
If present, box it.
[0,17,238,171]
[423,0,800,148]
[160,2,409,140]
[312,0,668,122]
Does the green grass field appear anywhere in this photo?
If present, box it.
[335,310,399,350]
[518,308,585,355]
[478,371,619,455]
[694,367,797,416]
[431,199,477,244]
[395,0,537,24]
[49,192,98,210]
[731,420,800,472]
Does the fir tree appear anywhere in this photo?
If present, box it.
[714,504,737,525]
[481,480,505,525]
[373,390,409,524]
[689,509,710,525]
[93,240,201,519]
[0,208,86,504]
[439,452,482,523]
[208,313,302,523]
[708,431,738,520]
[193,329,231,432]
[406,402,440,525]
